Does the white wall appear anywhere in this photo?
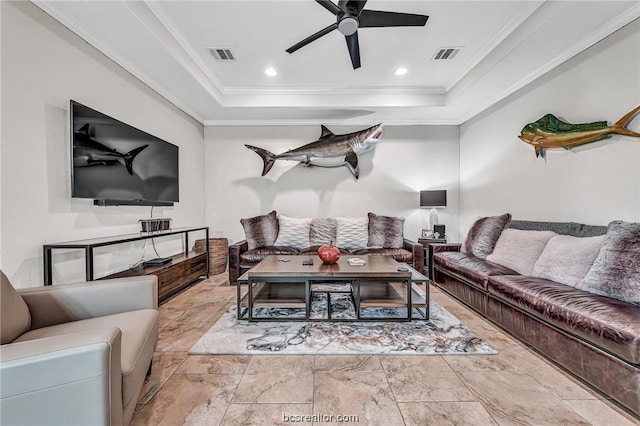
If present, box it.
[459,19,640,236]
[1,2,205,287]
[204,125,460,244]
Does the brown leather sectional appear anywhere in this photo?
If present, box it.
[229,239,423,285]
[430,220,640,418]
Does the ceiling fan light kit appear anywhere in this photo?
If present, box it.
[338,17,358,36]
[286,0,429,69]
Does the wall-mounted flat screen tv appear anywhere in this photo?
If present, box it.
[71,100,179,206]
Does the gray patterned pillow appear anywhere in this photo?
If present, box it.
[367,212,404,249]
[336,217,369,251]
[274,215,312,250]
[461,213,512,259]
[240,210,278,250]
[576,221,640,305]
[309,218,337,247]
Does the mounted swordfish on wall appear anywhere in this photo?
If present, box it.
[245,123,383,180]
[518,105,640,158]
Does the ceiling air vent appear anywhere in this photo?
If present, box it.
[209,48,235,61]
[433,47,461,60]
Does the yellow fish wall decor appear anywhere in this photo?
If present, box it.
[519,105,640,158]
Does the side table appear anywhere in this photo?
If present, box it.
[418,237,447,280]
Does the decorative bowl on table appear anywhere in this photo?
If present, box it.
[318,243,340,264]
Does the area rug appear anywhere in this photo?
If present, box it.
[189,290,497,355]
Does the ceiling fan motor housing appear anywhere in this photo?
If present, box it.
[338,15,358,35]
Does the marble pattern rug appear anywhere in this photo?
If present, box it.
[190,290,497,355]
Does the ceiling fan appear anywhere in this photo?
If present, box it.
[286,0,429,69]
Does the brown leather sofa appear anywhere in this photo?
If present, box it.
[229,239,423,285]
[430,220,640,418]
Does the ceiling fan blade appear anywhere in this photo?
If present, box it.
[339,0,367,15]
[345,31,361,69]
[315,0,340,15]
[359,10,429,28]
[286,23,338,54]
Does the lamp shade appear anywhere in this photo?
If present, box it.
[420,190,447,208]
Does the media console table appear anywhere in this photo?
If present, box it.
[43,226,210,302]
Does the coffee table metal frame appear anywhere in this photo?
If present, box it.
[236,255,428,322]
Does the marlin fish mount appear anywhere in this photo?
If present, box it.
[519,105,640,158]
[245,123,382,180]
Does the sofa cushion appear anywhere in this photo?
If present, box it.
[240,210,279,250]
[239,247,299,265]
[461,213,511,259]
[532,234,606,287]
[336,217,369,251]
[486,229,557,276]
[367,212,404,249]
[15,309,159,408]
[274,215,312,250]
[309,218,337,247]
[488,275,640,364]
[577,221,640,305]
[1,270,31,344]
[353,248,413,264]
[433,252,517,290]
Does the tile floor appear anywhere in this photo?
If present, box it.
[131,274,639,426]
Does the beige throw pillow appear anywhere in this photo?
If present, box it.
[309,218,337,247]
[486,229,557,276]
[532,234,606,287]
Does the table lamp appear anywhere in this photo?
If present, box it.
[420,190,447,237]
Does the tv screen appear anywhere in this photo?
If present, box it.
[71,100,179,205]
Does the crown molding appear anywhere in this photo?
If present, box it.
[459,3,640,124]
[203,118,460,127]
[222,85,446,96]
[444,1,545,92]
[32,0,205,124]
[140,1,226,102]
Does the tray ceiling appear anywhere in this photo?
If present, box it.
[33,1,640,125]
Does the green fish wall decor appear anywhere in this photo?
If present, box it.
[518,105,640,157]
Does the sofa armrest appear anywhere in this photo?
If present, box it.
[428,243,462,279]
[229,240,249,284]
[431,243,462,253]
[1,328,123,426]
[403,239,424,273]
[19,275,158,329]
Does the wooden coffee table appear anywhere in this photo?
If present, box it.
[237,255,428,322]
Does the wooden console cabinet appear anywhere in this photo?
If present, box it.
[106,250,208,302]
[43,226,209,302]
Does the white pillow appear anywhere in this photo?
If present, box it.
[274,215,312,250]
[486,229,557,276]
[532,234,606,287]
[336,217,369,251]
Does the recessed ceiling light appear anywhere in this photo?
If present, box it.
[265,67,277,77]
[395,67,407,76]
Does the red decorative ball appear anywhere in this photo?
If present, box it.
[318,244,340,264]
